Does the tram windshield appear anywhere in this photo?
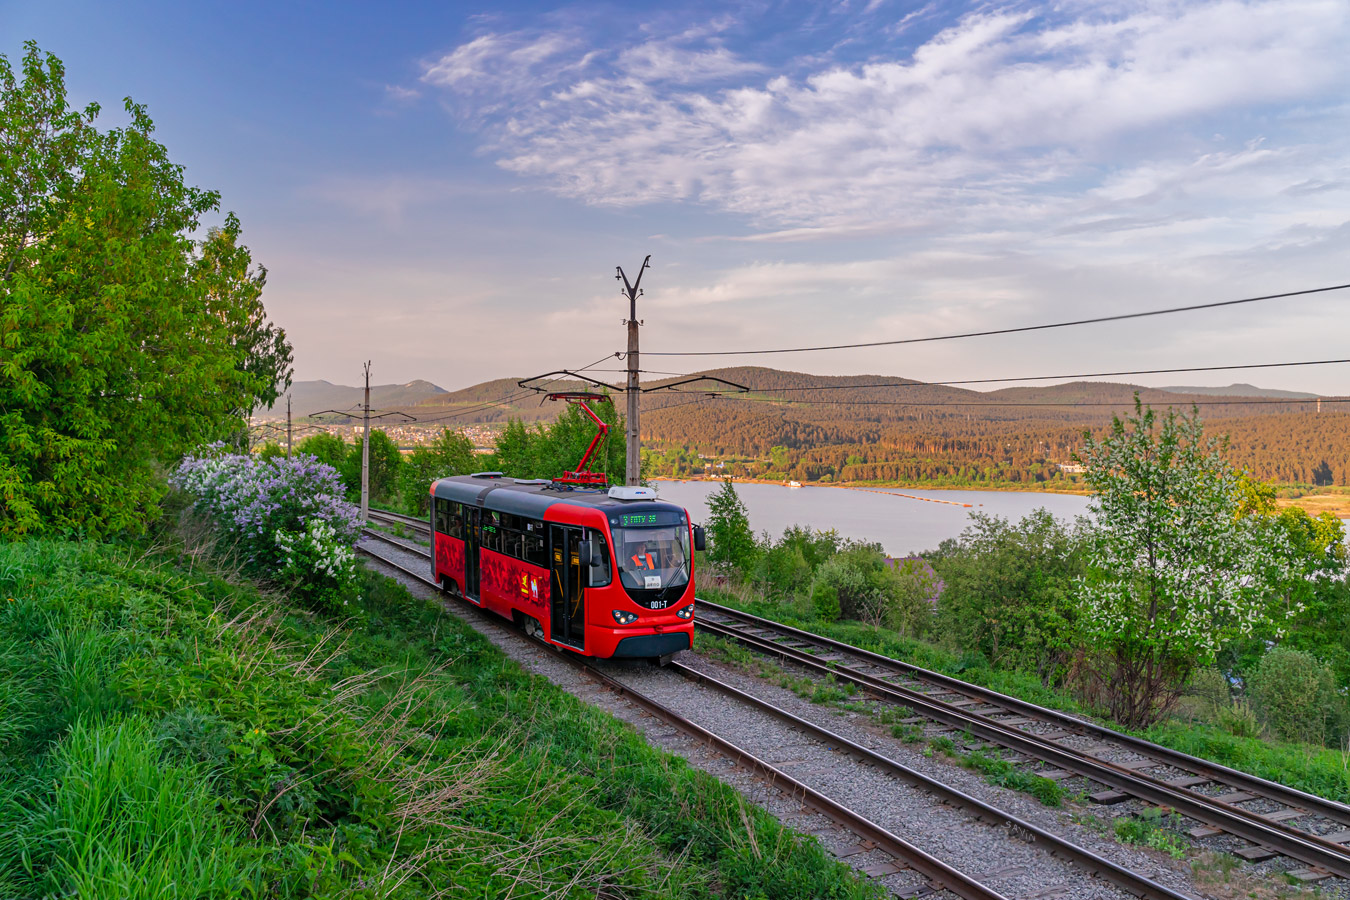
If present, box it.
[614,524,690,591]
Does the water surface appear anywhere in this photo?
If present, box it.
[652,481,1092,556]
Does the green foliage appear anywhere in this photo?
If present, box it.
[933,509,1084,683]
[398,429,476,515]
[1112,808,1188,859]
[340,428,403,504]
[958,749,1063,807]
[0,539,882,900]
[1076,400,1293,727]
[0,718,258,898]
[1249,647,1343,744]
[256,441,286,461]
[887,557,941,639]
[492,399,626,485]
[0,43,290,540]
[294,432,348,471]
[753,526,842,600]
[810,578,841,622]
[706,479,759,573]
[1216,699,1262,739]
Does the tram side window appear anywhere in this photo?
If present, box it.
[522,527,547,567]
[449,502,464,540]
[481,510,501,553]
[434,499,452,535]
[588,530,612,587]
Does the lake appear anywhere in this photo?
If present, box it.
[651,480,1092,556]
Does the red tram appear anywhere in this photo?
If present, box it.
[429,473,704,660]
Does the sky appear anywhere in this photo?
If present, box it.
[4,0,1350,394]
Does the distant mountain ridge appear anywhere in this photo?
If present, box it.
[1157,383,1318,399]
[257,379,447,419]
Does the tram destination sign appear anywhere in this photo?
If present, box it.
[615,511,683,528]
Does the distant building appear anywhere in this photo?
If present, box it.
[1057,463,1085,474]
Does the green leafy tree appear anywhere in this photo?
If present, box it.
[1075,401,1293,727]
[706,479,758,573]
[341,429,403,506]
[491,398,626,485]
[933,510,1085,683]
[399,429,477,515]
[1230,476,1350,686]
[0,43,290,539]
[294,433,348,472]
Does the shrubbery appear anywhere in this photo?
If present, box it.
[172,446,361,612]
[1249,647,1344,744]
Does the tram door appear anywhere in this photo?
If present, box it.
[549,524,585,649]
[464,507,481,602]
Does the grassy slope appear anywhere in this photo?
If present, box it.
[0,540,881,900]
[700,587,1350,806]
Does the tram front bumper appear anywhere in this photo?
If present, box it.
[593,623,693,658]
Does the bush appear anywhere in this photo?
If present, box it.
[810,579,841,622]
[171,446,360,610]
[932,509,1084,684]
[1249,647,1341,744]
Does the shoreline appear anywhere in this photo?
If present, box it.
[649,476,1350,518]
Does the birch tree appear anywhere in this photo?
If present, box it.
[1075,400,1294,727]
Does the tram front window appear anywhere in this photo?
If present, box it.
[615,526,690,592]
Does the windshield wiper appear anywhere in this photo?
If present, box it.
[657,557,689,603]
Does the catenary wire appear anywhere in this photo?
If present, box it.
[643,283,1350,357]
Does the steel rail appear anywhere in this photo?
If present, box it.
[353,541,1006,900]
[699,599,1350,830]
[367,508,431,532]
[695,615,1350,878]
[667,660,1195,900]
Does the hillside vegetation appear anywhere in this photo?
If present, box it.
[0,536,880,899]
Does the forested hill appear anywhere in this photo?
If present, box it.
[634,368,1349,488]
[310,366,1348,487]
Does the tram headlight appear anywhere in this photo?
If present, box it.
[612,609,638,625]
[676,605,694,620]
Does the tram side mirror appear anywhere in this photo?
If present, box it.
[693,525,706,552]
[577,540,595,567]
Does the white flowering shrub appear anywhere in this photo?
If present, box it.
[172,444,362,612]
[274,520,360,614]
[1075,401,1295,727]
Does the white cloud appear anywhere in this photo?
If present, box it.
[421,1,1350,246]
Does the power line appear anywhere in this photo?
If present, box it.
[412,355,618,425]
[643,282,1350,357]
[668,357,1350,394]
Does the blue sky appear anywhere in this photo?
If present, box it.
[4,0,1349,394]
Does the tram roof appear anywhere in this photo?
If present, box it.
[432,475,685,519]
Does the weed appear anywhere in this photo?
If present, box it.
[891,724,924,743]
[1113,808,1188,859]
[876,705,915,725]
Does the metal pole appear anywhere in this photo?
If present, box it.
[286,395,292,458]
[617,255,650,486]
[361,361,371,523]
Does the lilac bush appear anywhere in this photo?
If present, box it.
[172,445,362,611]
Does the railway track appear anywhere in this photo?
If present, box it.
[360,511,1349,880]
[355,530,1201,900]
[367,508,430,533]
[696,601,1350,882]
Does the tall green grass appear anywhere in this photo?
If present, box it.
[0,538,882,899]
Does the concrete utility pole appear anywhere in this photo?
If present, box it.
[286,395,293,458]
[361,361,372,523]
[617,256,651,486]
